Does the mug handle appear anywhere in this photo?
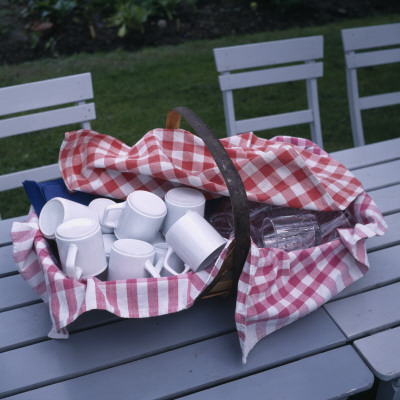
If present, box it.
[66,244,83,280]
[144,260,162,278]
[163,247,191,276]
[153,242,170,274]
[102,202,125,229]
[154,256,165,274]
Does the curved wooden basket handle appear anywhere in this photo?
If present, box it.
[166,107,250,285]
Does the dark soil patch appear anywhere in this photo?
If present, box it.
[1,0,399,65]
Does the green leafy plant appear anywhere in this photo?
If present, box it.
[241,0,305,13]
[14,0,78,53]
[269,0,307,13]
[22,0,78,27]
[150,0,196,21]
[0,9,12,37]
[108,0,151,36]
[77,0,114,39]
[108,0,197,37]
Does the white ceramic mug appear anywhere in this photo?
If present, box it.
[107,239,162,280]
[39,197,97,240]
[55,217,107,279]
[162,187,206,235]
[165,211,227,272]
[153,242,190,276]
[103,191,167,242]
[89,198,117,234]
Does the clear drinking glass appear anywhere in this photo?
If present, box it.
[208,211,234,239]
[262,213,321,251]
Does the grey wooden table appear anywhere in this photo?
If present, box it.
[324,137,400,400]
[1,138,399,400]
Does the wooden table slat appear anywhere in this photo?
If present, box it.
[0,274,40,312]
[354,326,400,381]
[368,183,400,216]
[366,212,400,252]
[0,303,120,353]
[334,245,400,300]
[0,245,16,277]
[0,308,344,399]
[181,346,374,400]
[324,282,400,340]
[351,159,400,192]
[0,216,26,246]
[331,137,400,170]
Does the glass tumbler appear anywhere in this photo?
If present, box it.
[262,213,321,251]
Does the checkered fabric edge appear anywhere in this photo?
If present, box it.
[59,129,364,211]
[11,208,231,338]
[235,191,387,363]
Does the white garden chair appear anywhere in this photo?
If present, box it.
[341,23,400,147]
[0,72,96,218]
[213,35,324,148]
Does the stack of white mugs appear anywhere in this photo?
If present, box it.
[38,188,227,280]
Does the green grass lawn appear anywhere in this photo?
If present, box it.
[1,13,399,219]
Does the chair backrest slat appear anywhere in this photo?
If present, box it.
[0,73,94,117]
[219,62,323,91]
[359,92,400,110]
[0,164,62,192]
[346,48,400,69]
[342,23,400,51]
[341,23,400,147]
[0,103,96,139]
[236,110,314,133]
[214,36,323,72]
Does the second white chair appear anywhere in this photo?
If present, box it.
[213,35,324,148]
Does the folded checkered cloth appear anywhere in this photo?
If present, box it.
[12,129,387,362]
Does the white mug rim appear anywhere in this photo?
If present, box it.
[55,218,100,241]
[111,238,155,258]
[39,197,67,238]
[127,191,167,218]
[165,187,205,207]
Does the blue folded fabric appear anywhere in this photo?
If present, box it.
[23,179,99,216]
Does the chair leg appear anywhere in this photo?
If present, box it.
[393,378,400,400]
[376,378,400,400]
[222,89,237,137]
[345,68,365,147]
[306,77,323,148]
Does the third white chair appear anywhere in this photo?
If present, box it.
[341,23,400,147]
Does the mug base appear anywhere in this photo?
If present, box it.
[192,243,226,272]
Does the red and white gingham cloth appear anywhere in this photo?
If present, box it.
[58,129,364,211]
[236,191,387,361]
[11,129,387,362]
[12,209,227,338]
